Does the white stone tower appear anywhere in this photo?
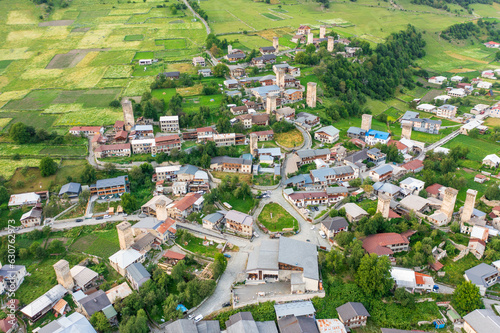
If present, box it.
[306,82,317,108]
[117,221,134,250]
[276,68,286,88]
[54,259,74,290]
[377,194,391,219]
[461,189,478,223]
[307,32,314,45]
[441,187,459,223]
[320,25,327,39]
[250,133,258,157]
[361,114,372,132]
[228,45,233,54]
[327,36,334,52]
[402,122,412,140]
[266,94,277,114]
[273,37,279,52]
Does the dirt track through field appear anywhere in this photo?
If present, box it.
[46,48,110,69]
[444,51,489,64]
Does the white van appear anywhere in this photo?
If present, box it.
[319,230,326,239]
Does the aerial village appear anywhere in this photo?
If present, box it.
[2,22,500,333]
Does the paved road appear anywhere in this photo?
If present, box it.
[435,283,454,294]
[195,250,248,317]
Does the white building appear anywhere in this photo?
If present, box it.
[448,88,466,98]
[8,192,41,207]
[399,177,425,195]
[477,81,493,89]
[428,76,447,85]
[416,104,436,113]
[159,116,179,133]
[390,267,435,292]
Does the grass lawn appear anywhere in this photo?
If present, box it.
[436,253,482,286]
[70,228,120,258]
[443,135,500,163]
[15,258,59,305]
[258,203,297,232]
[155,38,187,49]
[253,173,280,186]
[178,234,221,258]
[275,129,303,148]
[212,171,253,185]
[227,196,257,215]
[133,51,155,60]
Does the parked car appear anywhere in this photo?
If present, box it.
[319,230,326,239]
[223,253,231,258]
[222,302,231,308]
[96,216,104,220]
[253,232,259,238]
[104,215,111,219]
[194,315,203,323]
[75,219,83,223]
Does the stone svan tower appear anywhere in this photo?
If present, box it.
[377,194,391,219]
[54,259,74,290]
[441,187,458,223]
[307,32,314,45]
[461,189,478,223]
[306,82,317,108]
[266,94,277,114]
[250,133,258,157]
[117,221,134,250]
[327,36,334,52]
[320,25,326,39]
[361,114,372,132]
[273,37,279,52]
[401,122,412,140]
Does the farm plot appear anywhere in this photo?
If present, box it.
[53,107,123,126]
[261,13,283,20]
[38,20,74,27]
[124,34,144,41]
[2,89,61,110]
[0,111,57,132]
[70,228,120,258]
[443,135,500,164]
[103,65,133,78]
[155,38,187,49]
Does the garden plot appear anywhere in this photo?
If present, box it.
[71,27,90,33]
[2,89,61,110]
[0,47,33,61]
[38,20,74,27]
[103,65,133,78]
[45,49,109,69]
[6,10,37,25]
[155,38,187,49]
[125,34,144,41]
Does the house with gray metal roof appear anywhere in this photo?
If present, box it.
[38,312,96,333]
[464,263,499,295]
[310,166,355,185]
[78,290,112,318]
[274,301,316,320]
[58,182,82,198]
[464,309,500,333]
[336,302,370,328]
[347,127,366,139]
[284,174,314,189]
[226,312,278,333]
[202,212,225,231]
[401,111,420,121]
[321,216,349,238]
[314,125,340,144]
[278,315,319,333]
[373,182,402,197]
[296,149,331,165]
[165,319,221,333]
[90,175,129,197]
[126,262,151,290]
[369,164,394,182]
[21,284,67,321]
[341,203,369,223]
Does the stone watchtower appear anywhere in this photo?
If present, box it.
[273,37,279,52]
[461,189,478,223]
[276,68,286,89]
[250,133,258,157]
[53,259,74,290]
[307,32,314,45]
[401,122,412,140]
[266,94,277,114]
[306,82,317,108]
[441,187,458,223]
[377,194,391,219]
[320,25,327,39]
[121,99,135,131]
[117,221,134,250]
[327,36,334,52]
[361,114,372,132]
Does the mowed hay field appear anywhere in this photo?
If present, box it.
[0,0,206,134]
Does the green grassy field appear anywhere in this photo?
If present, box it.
[258,203,297,232]
[443,135,500,163]
[70,228,120,258]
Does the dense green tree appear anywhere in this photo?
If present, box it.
[356,254,393,297]
[452,281,482,315]
[213,63,230,77]
[90,312,112,333]
[0,186,9,204]
[121,193,139,214]
[39,157,58,177]
[80,164,96,184]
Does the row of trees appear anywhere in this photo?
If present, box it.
[9,122,66,145]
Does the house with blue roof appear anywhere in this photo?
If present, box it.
[365,129,390,145]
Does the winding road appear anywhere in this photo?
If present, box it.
[182,0,211,35]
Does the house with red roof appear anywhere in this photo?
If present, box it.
[167,193,203,220]
[388,139,408,154]
[485,41,500,48]
[402,159,424,173]
[474,174,487,183]
[362,232,411,256]
[425,183,444,199]
[163,250,186,265]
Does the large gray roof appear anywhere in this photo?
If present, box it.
[126,262,151,286]
[94,175,128,189]
[211,156,252,165]
[464,263,499,287]
[59,182,81,195]
[278,315,319,333]
[38,312,97,333]
[372,164,393,175]
[284,174,313,186]
[177,164,199,175]
[373,182,401,195]
[311,166,354,182]
[336,302,370,322]
[274,301,316,318]
[203,212,225,224]
[79,290,111,317]
[322,217,349,231]
[315,125,340,138]
[246,240,279,272]
[296,148,330,159]
[344,149,368,164]
[278,238,319,280]
[463,309,500,333]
